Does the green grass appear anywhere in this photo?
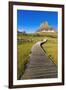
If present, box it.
[17,32,58,79]
[42,37,58,65]
[17,42,34,79]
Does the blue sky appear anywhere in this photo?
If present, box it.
[17,10,58,33]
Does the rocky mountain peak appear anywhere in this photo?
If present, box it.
[37,21,55,32]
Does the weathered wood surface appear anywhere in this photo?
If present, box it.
[21,40,57,79]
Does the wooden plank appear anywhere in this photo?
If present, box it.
[21,40,57,79]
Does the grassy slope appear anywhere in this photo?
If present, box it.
[17,32,57,79]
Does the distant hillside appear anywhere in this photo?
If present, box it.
[37,21,56,32]
[17,30,26,34]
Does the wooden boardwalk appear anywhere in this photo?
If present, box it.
[21,40,57,79]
